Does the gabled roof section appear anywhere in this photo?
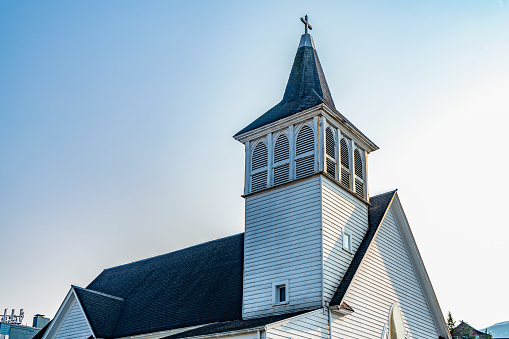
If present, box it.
[83,233,244,338]
[73,286,124,338]
[235,34,335,137]
[330,190,397,306]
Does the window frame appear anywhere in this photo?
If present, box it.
[272,280,289,305]
[342,231,352,253]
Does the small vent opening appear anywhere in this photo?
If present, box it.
[326,127,335,158]
[296,156,314,179]
[355,179,364,198]
[274,135,290,164]
[326,158,336,178]
[274,163,290,186]
[296,125,314,156]
[341,168,350,188]
[354,149,363,178]
[252,142,268,171]
[340,138,349,169]
[251,172,267,192]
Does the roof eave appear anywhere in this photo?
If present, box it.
[320,104,379,153]
[233,103,378,153]
[233,105,323,143]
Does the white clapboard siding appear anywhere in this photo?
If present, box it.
[266,309,329,339]
[54,299,92,339]
[243,176,323,319]
[321,175,369,302]
[331,207,439,339]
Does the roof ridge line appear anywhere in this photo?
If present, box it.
[104,233,245,271]
[72,285,125,301]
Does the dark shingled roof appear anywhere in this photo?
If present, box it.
[70,191,394,338]
[330,190,397,306]
[84,233,244,338]
[235,34,335,136]
[73,287,124,338]
[161,311,310,339]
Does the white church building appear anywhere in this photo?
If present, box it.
[34,17,451,339]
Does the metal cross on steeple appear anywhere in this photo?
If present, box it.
[300,15,312,34]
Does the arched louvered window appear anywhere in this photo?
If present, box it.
[295,125,315,179]
[325,127,336,179]
[354,149,365,198]
[251,141,268,192]
[273,134,290,186]
[340,138,351,189]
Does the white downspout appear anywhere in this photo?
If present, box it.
[328,307,332,339]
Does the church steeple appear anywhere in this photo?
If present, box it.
[235,16,377,199]
[235,19,336,136]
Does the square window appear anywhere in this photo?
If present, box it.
[272,280,289,305]
[343,232,352,252]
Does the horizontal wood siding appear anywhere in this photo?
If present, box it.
[243,176,323,319]
[331,207,439,339]
[266,310,329,339]
[321,176,368,302]
[54,299,91,339]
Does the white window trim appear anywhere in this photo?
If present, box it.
[342,231,352,253]
[272,280,289,305]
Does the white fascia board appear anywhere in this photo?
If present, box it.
[41,287,77,339]
[233,105,323,143]
[114,324,208,339]
[390,194,452,339]
[320,108,378,153]
[71,287,96,339]
[169,328,262,339]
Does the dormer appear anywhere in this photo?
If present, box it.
[234,31,378,202]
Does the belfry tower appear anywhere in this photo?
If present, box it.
[234,16,379,319]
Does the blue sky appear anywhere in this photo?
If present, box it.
[1,0,508,330]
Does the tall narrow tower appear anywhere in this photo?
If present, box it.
[234,18,379,319]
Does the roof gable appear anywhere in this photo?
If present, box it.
[331,191,451,339]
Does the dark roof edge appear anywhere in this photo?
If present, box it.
[101,233,245,272]
[329,189,397,306]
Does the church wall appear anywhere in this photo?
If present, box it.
[321,175,369,303]
[266,309,329,339]
[243,175,323,319]
[53,299,92,339]
[330,207,439,339]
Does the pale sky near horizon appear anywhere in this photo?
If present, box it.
[1,0,508,331]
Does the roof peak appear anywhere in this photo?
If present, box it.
[234,30,335,136]
[298,33,315,49]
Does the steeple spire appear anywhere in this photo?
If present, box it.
[235,17,336,136]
